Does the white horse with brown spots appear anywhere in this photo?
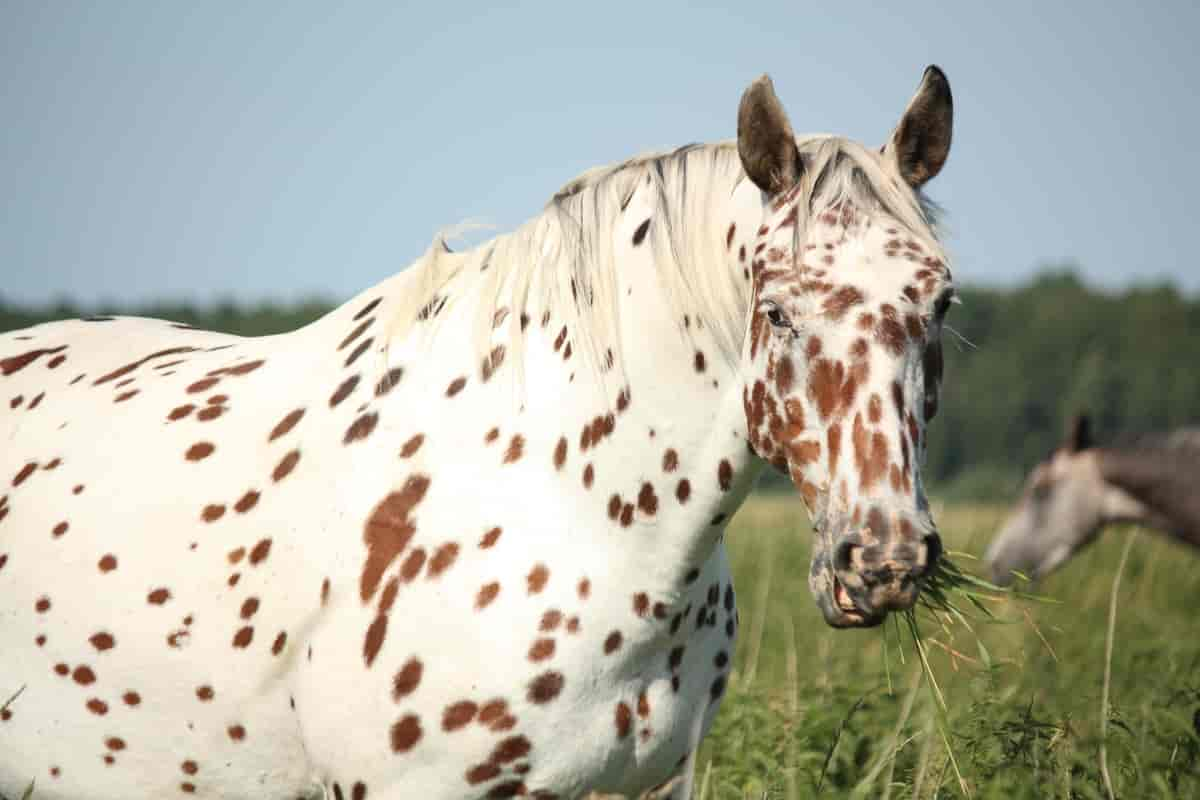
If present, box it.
[0,66,957,800]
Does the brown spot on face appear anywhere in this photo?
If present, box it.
[114,389,139,403]
[147,588,170,605]
[105,737,125,751]
[633,593,649,616]
[443,701,477,731]
[526,564,549,594]
[232,626,254,648]
[582,463,594,488]
[196,686,214,701]
[676,479,691,503]
[89,632,115,651]
[181,760,198,775]
[484,427,500,444]
[271,631,287,655]
[52,521,68,538]
[72,665,95,685]
[343,412,379,444]
[446,377,466,397]
[852,412,889,490]
[227,724,246,741]
[98,555,117,573]
[476,582,500,609]
[201,504,225,523]
[360,475,429,602]
[390,715,421,753]
[822,286,865,321]
[86,698,108,715]
[527,671,564,703]
[553,437,567,470]
[604,631,622,654]
[122,691,140,706]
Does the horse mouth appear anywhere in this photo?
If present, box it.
[824,576,884,629]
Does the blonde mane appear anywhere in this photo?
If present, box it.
[383,136,944,384]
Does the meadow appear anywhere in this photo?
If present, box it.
[685,494,1200,799]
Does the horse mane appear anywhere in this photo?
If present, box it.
[1098,426,1200,545]
[381,137,945,385]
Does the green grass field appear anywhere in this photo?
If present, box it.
[691,495,1200,799]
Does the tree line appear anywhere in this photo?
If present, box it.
[4,267,1197,499]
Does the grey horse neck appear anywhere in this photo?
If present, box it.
[1097,428,1200,548]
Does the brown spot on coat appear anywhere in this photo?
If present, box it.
[272,450,300,481]
[343,412,379,443]
[361,475,430,602]
[476,582,500,609]
[443,701,477,731]
[269,409,305,441]
[392,657,422,700]
[526,564,549,594]
[428,542,459,578]
[479,527,502,549]
[330,375,361,407]
[503,435,524,463]
[390,715,422,753]
[527,671,564,703]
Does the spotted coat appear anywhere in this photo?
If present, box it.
[0,66,956,800]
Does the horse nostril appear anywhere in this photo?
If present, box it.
[922,533,943,573]
[833,540,859,573]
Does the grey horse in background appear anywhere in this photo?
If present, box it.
[984,414,1200,585]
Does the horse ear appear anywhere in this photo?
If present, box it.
[737,74,802,196]
[883,65,953,189]
[1066,413,1093,453]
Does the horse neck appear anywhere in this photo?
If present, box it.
[1096,444,1200,549]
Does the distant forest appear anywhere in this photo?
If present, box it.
[4,268,1197,500]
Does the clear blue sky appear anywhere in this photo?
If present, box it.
[2,1,1196,307]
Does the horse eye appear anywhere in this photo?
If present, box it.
[766,306,790,329]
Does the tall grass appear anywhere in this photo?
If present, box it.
[689,495,1200,799]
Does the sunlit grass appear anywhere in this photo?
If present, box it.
[687,494,1200,799]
